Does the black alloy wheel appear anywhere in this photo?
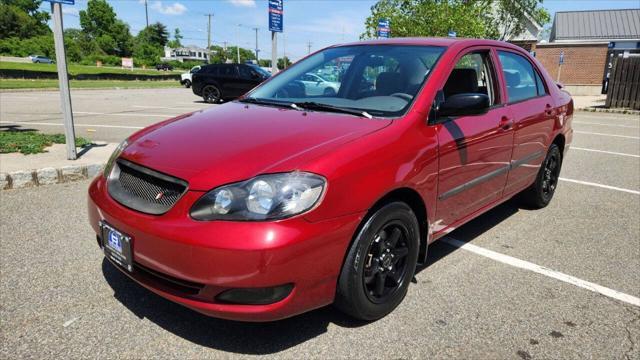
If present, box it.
[335,202,419,321]
[363,221,411,303]
[520,143,563,208]
[202,85,221,104]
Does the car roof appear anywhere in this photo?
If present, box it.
[332,37,523,51]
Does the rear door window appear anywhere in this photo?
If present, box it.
[498,51,541,103]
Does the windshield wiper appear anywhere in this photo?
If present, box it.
[238,97,290,108]
[290,102,373,119]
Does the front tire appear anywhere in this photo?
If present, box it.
[184,80,191,88]
[202,85,221,104]
[520,143,562,209]
[335,202,420,321]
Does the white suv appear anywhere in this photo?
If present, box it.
[180,66,201,88]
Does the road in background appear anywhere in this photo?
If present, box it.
[0,88,210,143]
[1,90,639,358]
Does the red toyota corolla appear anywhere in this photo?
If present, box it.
[88,38,573,322]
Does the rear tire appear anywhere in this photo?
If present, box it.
[519,143,562,209]
[335,202,419,321]
[202,85,221,104]
[184,80,191,88]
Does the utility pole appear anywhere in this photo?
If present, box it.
[144,0,149,27]
[236,24,241,63]
[204,14,213,53]
[252,27,259,62]
[307,41,312,55]
[283,32,286,68]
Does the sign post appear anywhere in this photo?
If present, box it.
[557,50,564,82]
[269,0,283,74]
[377,19,390,38]
[48,0,77,160]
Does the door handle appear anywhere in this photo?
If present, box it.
[499,116,513,131]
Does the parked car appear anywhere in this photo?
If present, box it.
[298,73,340,96]
[191,63,270,103]
[88,38,573,322]
[180,65,201,88]
[156,63,173,71]
[29,55,54,64]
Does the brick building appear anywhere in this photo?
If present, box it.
[533,9,640,95]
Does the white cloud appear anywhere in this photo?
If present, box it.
[228,0,256,8]
[62,7,79,16]
[150,1,187,15]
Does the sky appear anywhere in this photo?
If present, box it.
[44,0,640,61]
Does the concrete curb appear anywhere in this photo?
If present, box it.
[577,108,640,115]
[1,163,104,190]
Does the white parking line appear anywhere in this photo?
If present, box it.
[571,147,640,158]
[0,121,144,129]
[574,131,640,140]
[442,237,640,307]
[573,121,640,129]
[559,177,640,195]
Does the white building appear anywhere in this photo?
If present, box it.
[161,46,209,63]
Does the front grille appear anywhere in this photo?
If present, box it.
[107,159,188,215]
[133,262,205,296]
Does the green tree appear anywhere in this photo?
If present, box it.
[0,0,50,39]
[167,28,183,48]
[138,22,169,47]
[362,0,497,39]
[79,0,132,56]
[361,0,549,40]
[277,56,291,69]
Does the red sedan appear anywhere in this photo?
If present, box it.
[88,38,573,322]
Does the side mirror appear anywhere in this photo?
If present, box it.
[438,93,490,117]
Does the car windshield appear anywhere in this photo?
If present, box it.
[245,45,445,117]
[249,64,271,77]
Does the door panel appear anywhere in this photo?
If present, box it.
[497,50,556,196]
[436,107,513,228]
[434,49,514,231]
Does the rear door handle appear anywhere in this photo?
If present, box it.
[499,117,513,131]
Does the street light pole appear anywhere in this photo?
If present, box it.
[253,27,259,62]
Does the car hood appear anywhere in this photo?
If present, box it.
[121,101,392,191]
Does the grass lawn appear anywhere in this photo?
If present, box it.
[0,61,182,76]
[0,129,90,155]
[0,79,182,90]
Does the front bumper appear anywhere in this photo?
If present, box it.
[88,176,364,321]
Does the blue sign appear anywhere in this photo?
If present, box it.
[559,51,565,65]
[269,0,283,33]
[447,30,457,38]
[45,0,75,4]
[377,19,390,38]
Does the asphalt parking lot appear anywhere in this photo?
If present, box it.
[1,89,639,359]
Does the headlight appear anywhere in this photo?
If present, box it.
[190,172,326,221]
[103,139,128,178]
